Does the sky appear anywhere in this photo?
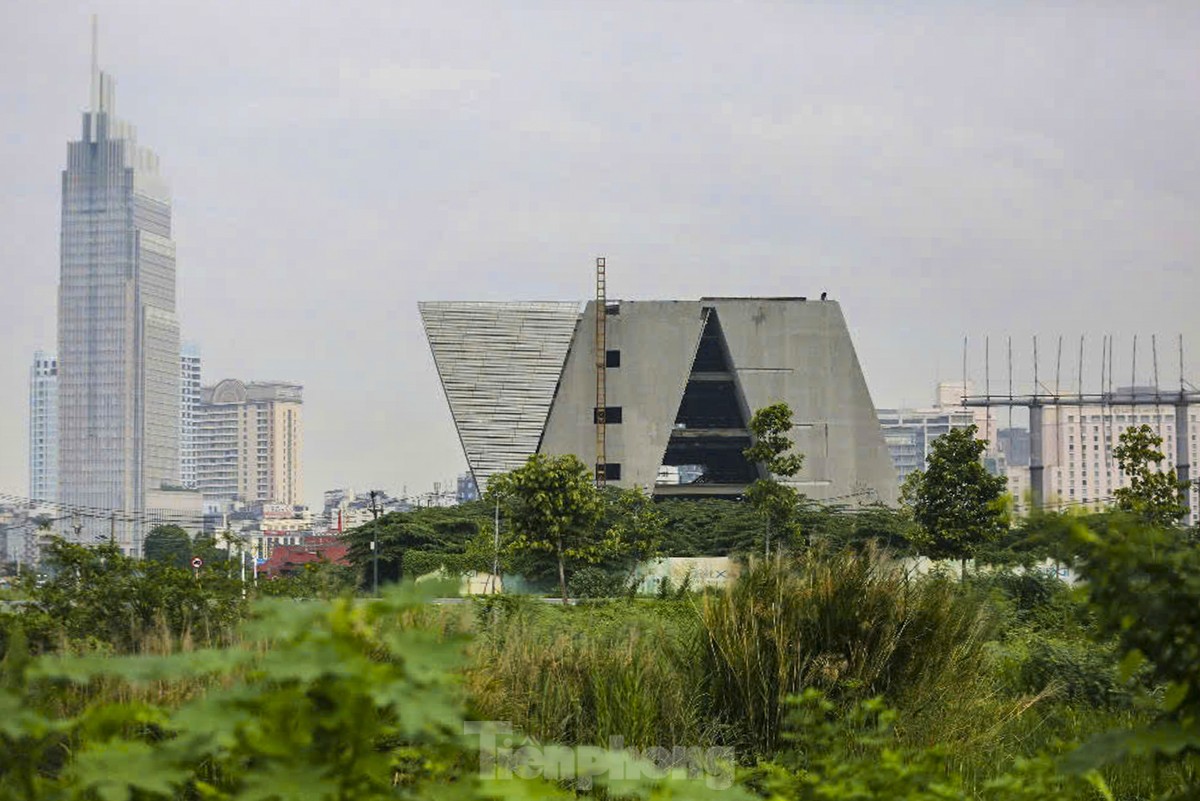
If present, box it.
[2,2,1198,509]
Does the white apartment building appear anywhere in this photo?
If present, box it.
[1038,391,1198,524]
[180,344,201,489]
[29,351,58,503]
[196,380,303,509]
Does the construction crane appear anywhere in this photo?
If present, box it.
[595,257,607,487]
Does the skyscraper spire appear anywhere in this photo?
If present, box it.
[90,15,99,112]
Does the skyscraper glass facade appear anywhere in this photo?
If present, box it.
[57,55,179,553]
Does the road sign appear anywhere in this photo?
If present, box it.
[191,556,204,569]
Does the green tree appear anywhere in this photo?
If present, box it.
[1062,517,1200,796]
[903,424,1008,579]
[743,402,805,556]
[1113,423,1190,527]
[486,453,605,602]
[606,487,667,589]
[20,538,245,653]
[343,513,441,587]
[142,524,192,568]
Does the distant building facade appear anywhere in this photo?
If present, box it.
[57,44,180,553]
[145,486,204,537]
[997,427,1031,467]
[421,298,897,504]
[876,407,977,482]
[196,380,303,509]
[1036,389,1199,523]
[877,381,1000,483]
[180,344,201,489]
[456,473,480,504]
[29,351,58,503]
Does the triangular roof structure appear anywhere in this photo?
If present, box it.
[419,301,580,488]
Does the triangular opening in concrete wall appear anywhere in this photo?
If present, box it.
[655,310,759,494]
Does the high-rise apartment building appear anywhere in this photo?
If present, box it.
[1036,389,1199,523]
[57,32,179,553]
[196,380,304,509]
[877,382,1001,483]
[876,406,978,481]
[29,351,59,503]
[180,344,201,489]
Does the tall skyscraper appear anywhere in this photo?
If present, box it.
[57,24,180,553]
[197,380,304,509]
[180,344,201,489]
[29,351,59,503]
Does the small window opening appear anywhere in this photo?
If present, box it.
[594,406,623,424]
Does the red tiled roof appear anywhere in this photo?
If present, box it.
[259,542,350,577]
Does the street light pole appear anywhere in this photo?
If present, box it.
[369,490,380,597]
[491,495,501,594]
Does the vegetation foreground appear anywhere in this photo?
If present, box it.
[1,509,1199,799]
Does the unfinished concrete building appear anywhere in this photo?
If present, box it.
[419,297,898,505]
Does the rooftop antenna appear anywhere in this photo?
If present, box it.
[1077,335,1084,401]
[1131,334,1138,393]
[1005,336,1011,434]
[1055,335,1063,398]
[90,15,99,112]
[1108,332,1114,397]
[1181,334,1187,394]
[1007,336,1013,401]
[962,336,968,401]
[1033,335,1039,398]
[985,336,990,400]
[1100,334,1108,399]
[1152,334,1160,400]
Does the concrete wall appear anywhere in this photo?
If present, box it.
[540,298,896,505]
[707,299,897,505]
[540,301,707,489]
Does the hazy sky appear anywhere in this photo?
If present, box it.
[3,2,1198,508]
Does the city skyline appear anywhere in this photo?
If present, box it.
[2,4,1199,512]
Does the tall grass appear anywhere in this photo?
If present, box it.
[464,598,723,748]
[701,544,995,754]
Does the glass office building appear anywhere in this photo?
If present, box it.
[57,48,179,553]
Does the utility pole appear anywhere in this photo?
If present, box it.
[491,495,501,594]
[109,511,116,544]
[369,490,381,596]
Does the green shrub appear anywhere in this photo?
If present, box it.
[1016,638,1127,708]
[701,544,994,754]
[567,565,625,599]
[465,599,722,749]
[0,583,742,800]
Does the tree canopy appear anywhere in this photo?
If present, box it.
[142,524,192,568]
[486,453,605,602]
[903,424,1008,574]
[1113,424,1191,527]
[743,402,805,555]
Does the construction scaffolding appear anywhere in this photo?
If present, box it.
[594,257,607,487]
[958,334,1197,512]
